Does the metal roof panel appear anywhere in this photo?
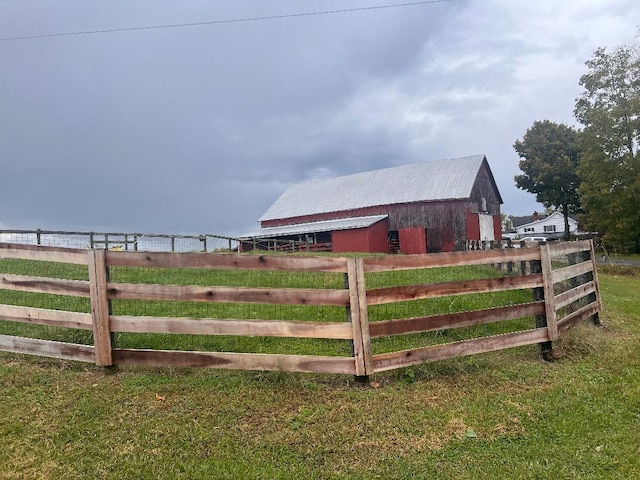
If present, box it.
[239,215,388,239]
[259,155,487,221]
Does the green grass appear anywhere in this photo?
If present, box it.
[0,269,637,478]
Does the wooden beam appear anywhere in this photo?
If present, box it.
[0,273,90,297]
[366,274,543,305]
[0,242,88,264]
[557,302,601,334]
[552,261,594,284]
[0,304,93,330]
[362,247,541,272]
[554,281,597,311]
[347,257,373,377]
[369,302,545,338]
[105,250,348,272]
[0,335,95,363]
[540,245,558,341]
[111,349,356,374]
[107,282,350,306]
[546,240,592,258]
[372,328,549,372]
[88,249,113,366]
[109,315,353,339]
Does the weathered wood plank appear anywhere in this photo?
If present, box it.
[105,250,348,272]
[589,240,603,319]
[347,257,373,377]
[547,240,592,258]
[107,282,350,306]
[369,302,545,338]
[0,334,95,363]
[88,249,112,366]
[554,281,597,311]
[362,247,541,272]
[0,242,88,265]
[366,274,543,305]
[557,302,600,334]
[0,273,90,297]
[552,261,594,284]
[372,328,549,372]
[112,349,356,374]
[0,304,92,329]
[540,245,558,341]
[110,315,352,339]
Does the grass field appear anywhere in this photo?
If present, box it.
[0,260,638,479]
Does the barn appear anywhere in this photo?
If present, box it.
[239,154,503,254]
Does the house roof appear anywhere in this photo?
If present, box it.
[239,215,388,240]
[259,154,501,222]
[514,211,578,229]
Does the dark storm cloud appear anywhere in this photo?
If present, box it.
[1,0,638,234]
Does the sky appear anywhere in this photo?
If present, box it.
[1,0,638,236]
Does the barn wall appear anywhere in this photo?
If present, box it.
[466,209,480,241]
[367,219,391,253]
[468,160,502,215]
[398,227,427,254]
[332,221,388,253]
[332,229,369,253]
[493,215,503,240]
[261,200,471,253]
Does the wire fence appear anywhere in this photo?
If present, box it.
[0,230,239,253]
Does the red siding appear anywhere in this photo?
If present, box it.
[466,209,480,241]
[493,214,503,240]
[367,219,390,253]
[332,221,388,253]
[398,227,426,254]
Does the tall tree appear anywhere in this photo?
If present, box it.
[574,44,640,252]
[514,120,582,240]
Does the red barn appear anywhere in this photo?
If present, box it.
[240,154,503,253]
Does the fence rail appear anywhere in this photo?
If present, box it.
[0,240,601,377]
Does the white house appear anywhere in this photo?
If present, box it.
[514,211,578,238]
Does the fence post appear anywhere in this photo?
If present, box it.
[531,252,553,360]
[540,244,558,341]
[346,257,373,382]
[88,249,113,366]
[588,241,602,325]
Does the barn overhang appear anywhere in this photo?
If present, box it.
[238,215,389,240]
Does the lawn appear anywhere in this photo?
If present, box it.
[0,264,638,478]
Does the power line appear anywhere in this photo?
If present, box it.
[0,0,451,42]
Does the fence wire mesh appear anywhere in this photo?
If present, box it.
[0,230,239,252]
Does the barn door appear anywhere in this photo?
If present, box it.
[478,214,495,241]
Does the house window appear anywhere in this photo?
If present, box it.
[544,225,556,233]
[524,227,535,233]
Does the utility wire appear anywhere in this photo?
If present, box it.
[0,0,451,42]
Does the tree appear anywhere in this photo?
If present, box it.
[574,44,640,252]
[514,120,582,240]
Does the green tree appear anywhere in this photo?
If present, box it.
[574,43,640,252]
[514,120,582,240]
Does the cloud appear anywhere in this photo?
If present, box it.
[1,0,639,234]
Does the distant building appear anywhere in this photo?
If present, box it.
[239,155,503,254]
[510,211,579,239]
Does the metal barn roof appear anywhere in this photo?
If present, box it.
[239,215,388,240]
[259,155,497,222]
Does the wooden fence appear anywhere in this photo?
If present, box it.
[0,240,601,377]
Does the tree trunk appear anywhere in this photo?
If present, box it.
[563,205,571,241]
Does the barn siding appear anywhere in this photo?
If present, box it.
[398,227,427,254]
[332,220,388,253]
